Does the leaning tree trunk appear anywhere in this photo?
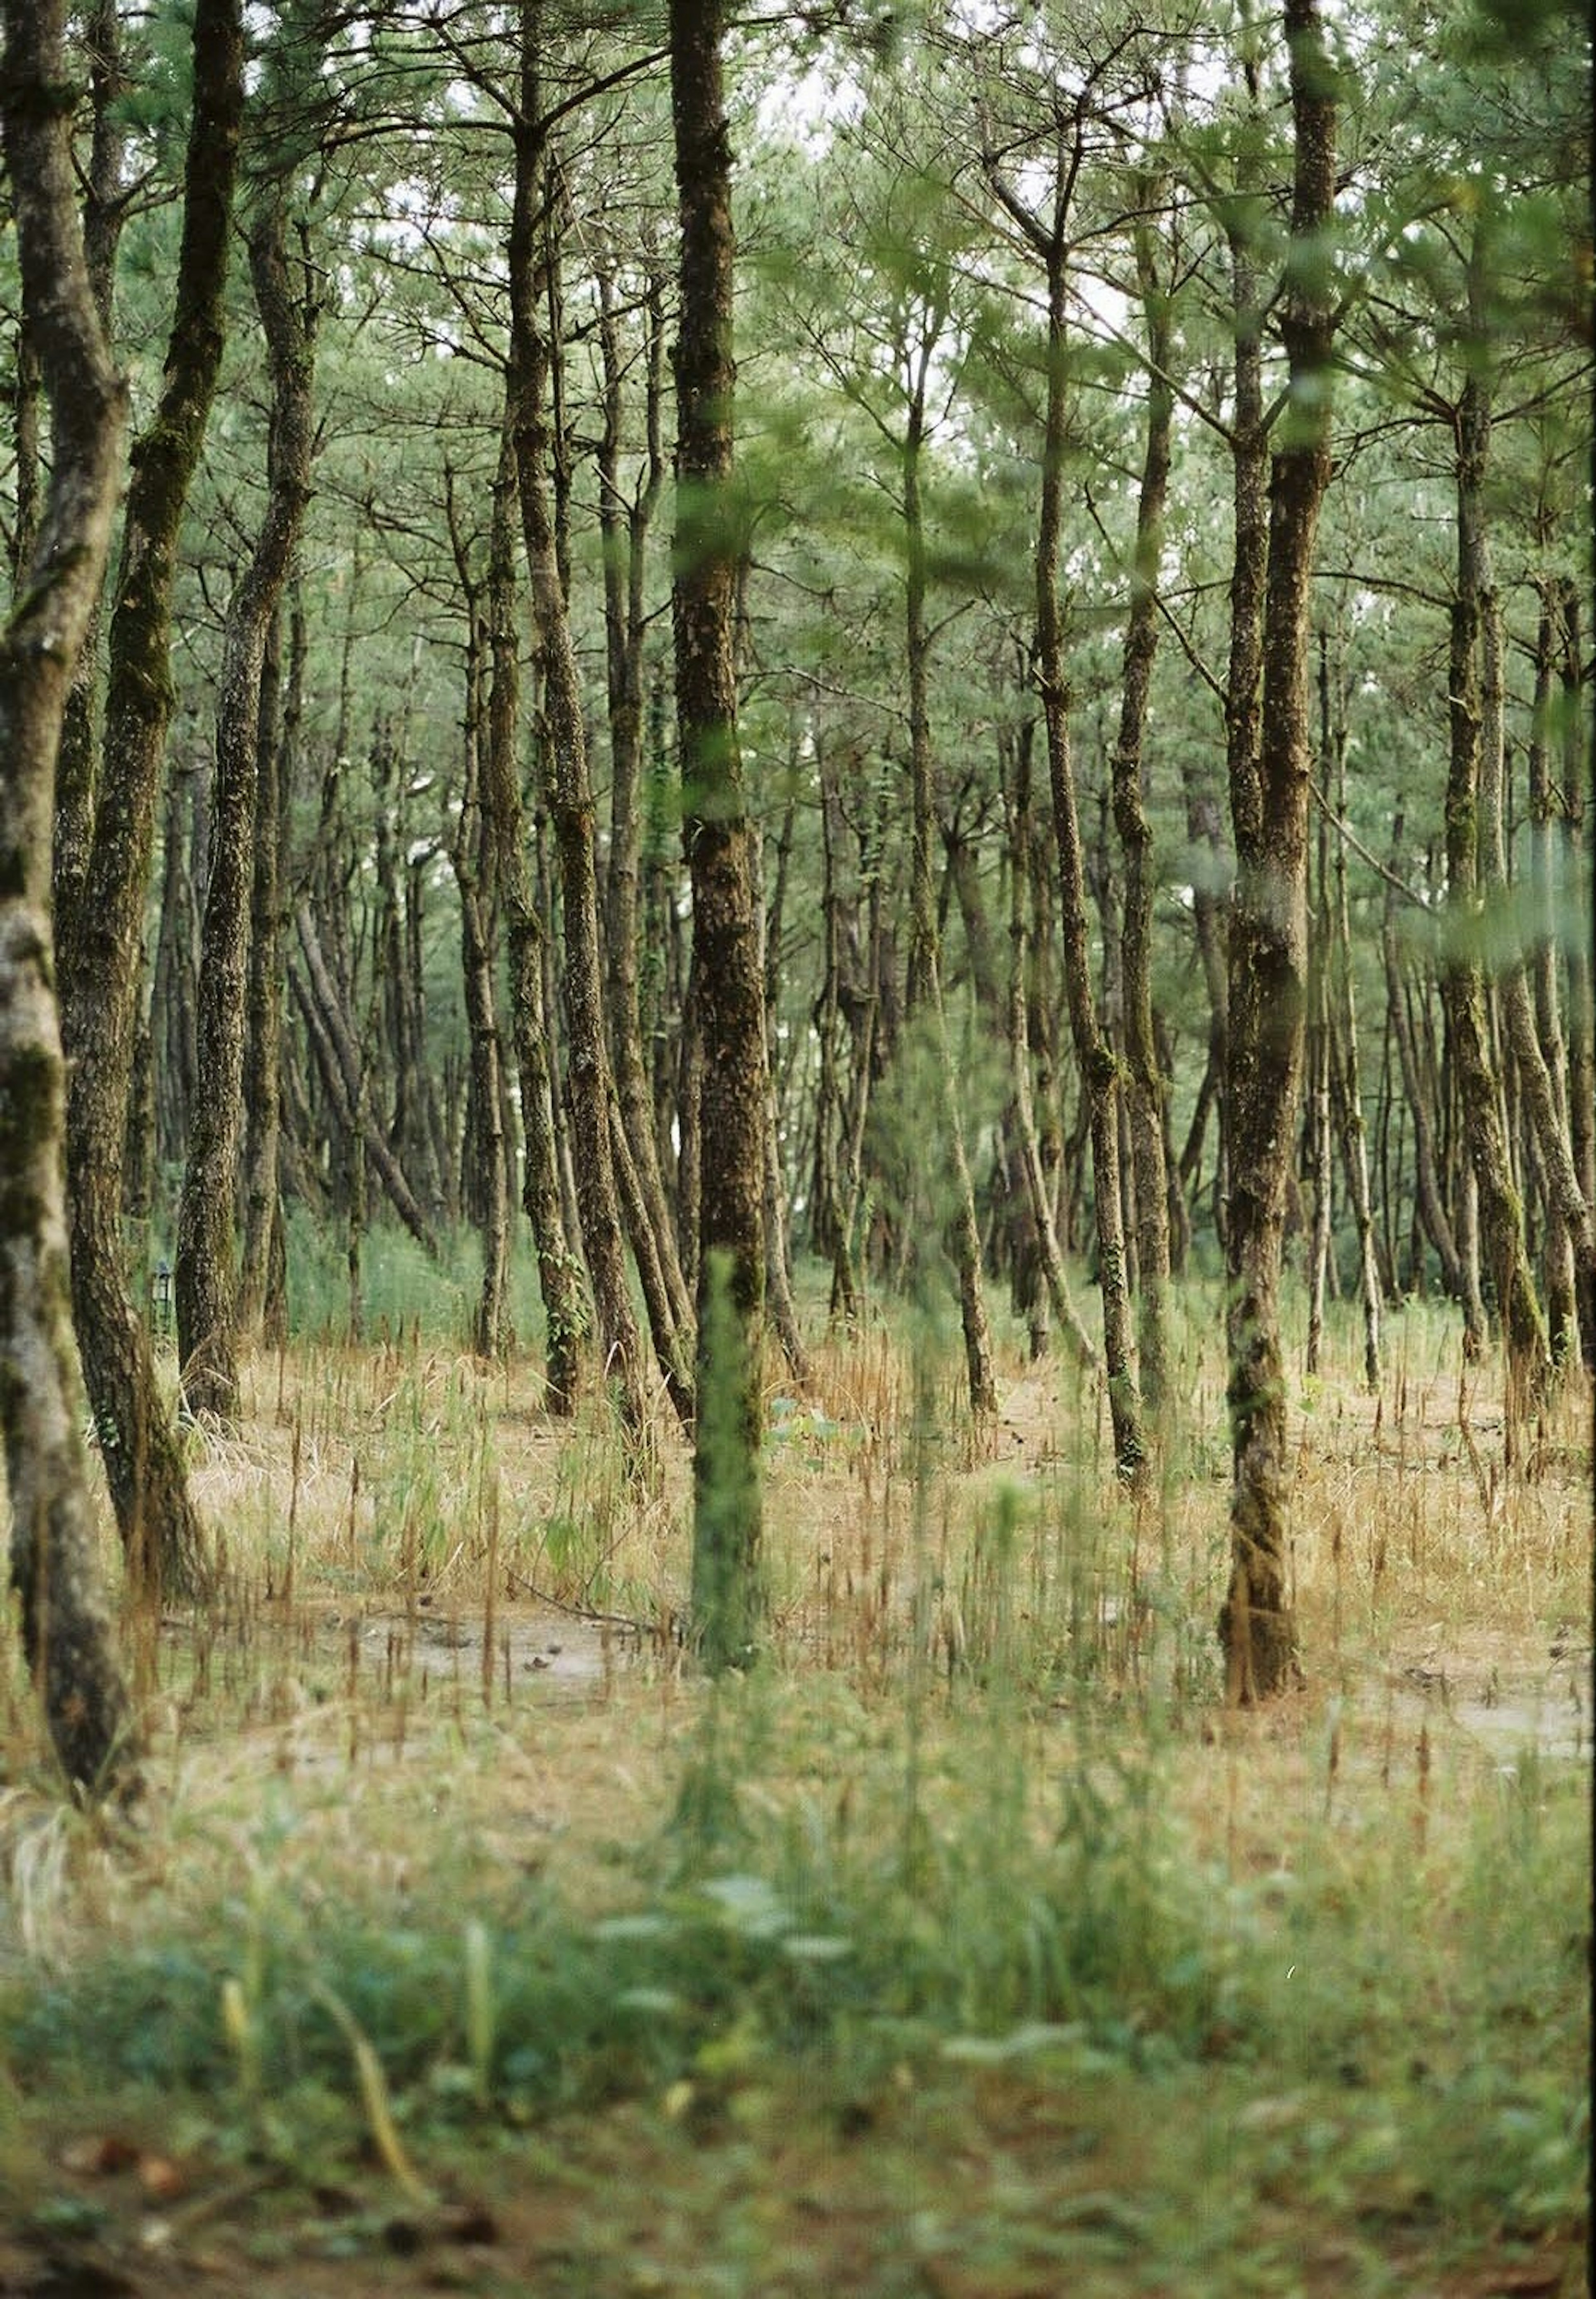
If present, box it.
[509,13,648,1441]
[54,0,241,1599]
[177,192,315,1424]
[0,0,138,1796]
[672,0,769,1666]
[1220,0,1338,1703]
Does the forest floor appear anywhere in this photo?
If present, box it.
[0,1284,1589,2297]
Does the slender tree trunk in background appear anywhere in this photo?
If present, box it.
[1322,638,1382,1389]
[1003,745,1098,1372]
[597,257,695,1360]
[1384,812,1468,1311]
[900,394,998,1417]
[483,427,584,1412]
[672,0,770,1665]
[55,0,241,1600]
[1527,592,1578,1362]
[1478,589,1595,1371]
[1441,296,1551,1407]
[510,9,648,1440]
[755,813,810,1385]
[1034,243,1143,1475]
[1110,212,1174,1417]
[1178,765,1230,1247]
[1220,0,1338,1703]
[1305,806,1332,1379]
[293,904,439,1257]
[0,0,137,1795]
[441,466,513,1361]
[1555,586,1594,1216]
[177,196,316,1424]
[239,594,301,1347]
[811,740,861,1323]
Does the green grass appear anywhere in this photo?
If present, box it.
[0,1267,1588,2293]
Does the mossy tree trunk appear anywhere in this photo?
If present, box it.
[177,192,316,1425]
[1220,0,1338,1703]
[672,0,769,1667]
[0,0,138,1796]
[55,0,243,1598]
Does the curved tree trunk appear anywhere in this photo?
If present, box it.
[0,0,138,1796]
[1220,0,1338,1703]
[56,0,242,1599]
[177,193,316,1424]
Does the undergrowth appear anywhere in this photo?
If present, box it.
[0,1249,1589,2288]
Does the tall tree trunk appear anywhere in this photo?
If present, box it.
[900,392,998,1418]
[1526,589,1578,1361]
[1035,242,1143,1474]
[1002,741,1098,1372]
[1441,250,1552,1406]
[1478,588,1594,1370]
[597,255,694,1360]
[510,10,648,1440]
[1322,636,1382,1389]
[1383,813,1468,1311]
[1220,0,1338,1702]
[1555,585,1593,1217]
[483,424,584,1412]
[672,0,769,1664]
[56,0,242,1598]
[0,0,137,1794]
[177,194,316,1424]
[1110,212,1175,1417]
[238,593,301,1346]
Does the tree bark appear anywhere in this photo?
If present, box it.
[510,4,648,1440]
[1220,0,1338,1702]
[1109,212,1175,1417]
[597,256,695,1361]
[1440,256,1552,1405]
[177,194,316,1423]
[0,0,138,1795]
[899,380,998,1417]
[56,0,242,1599]
[672,0,769,1664]
[1036,246,1143,1475]
[482,424,585,1412]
